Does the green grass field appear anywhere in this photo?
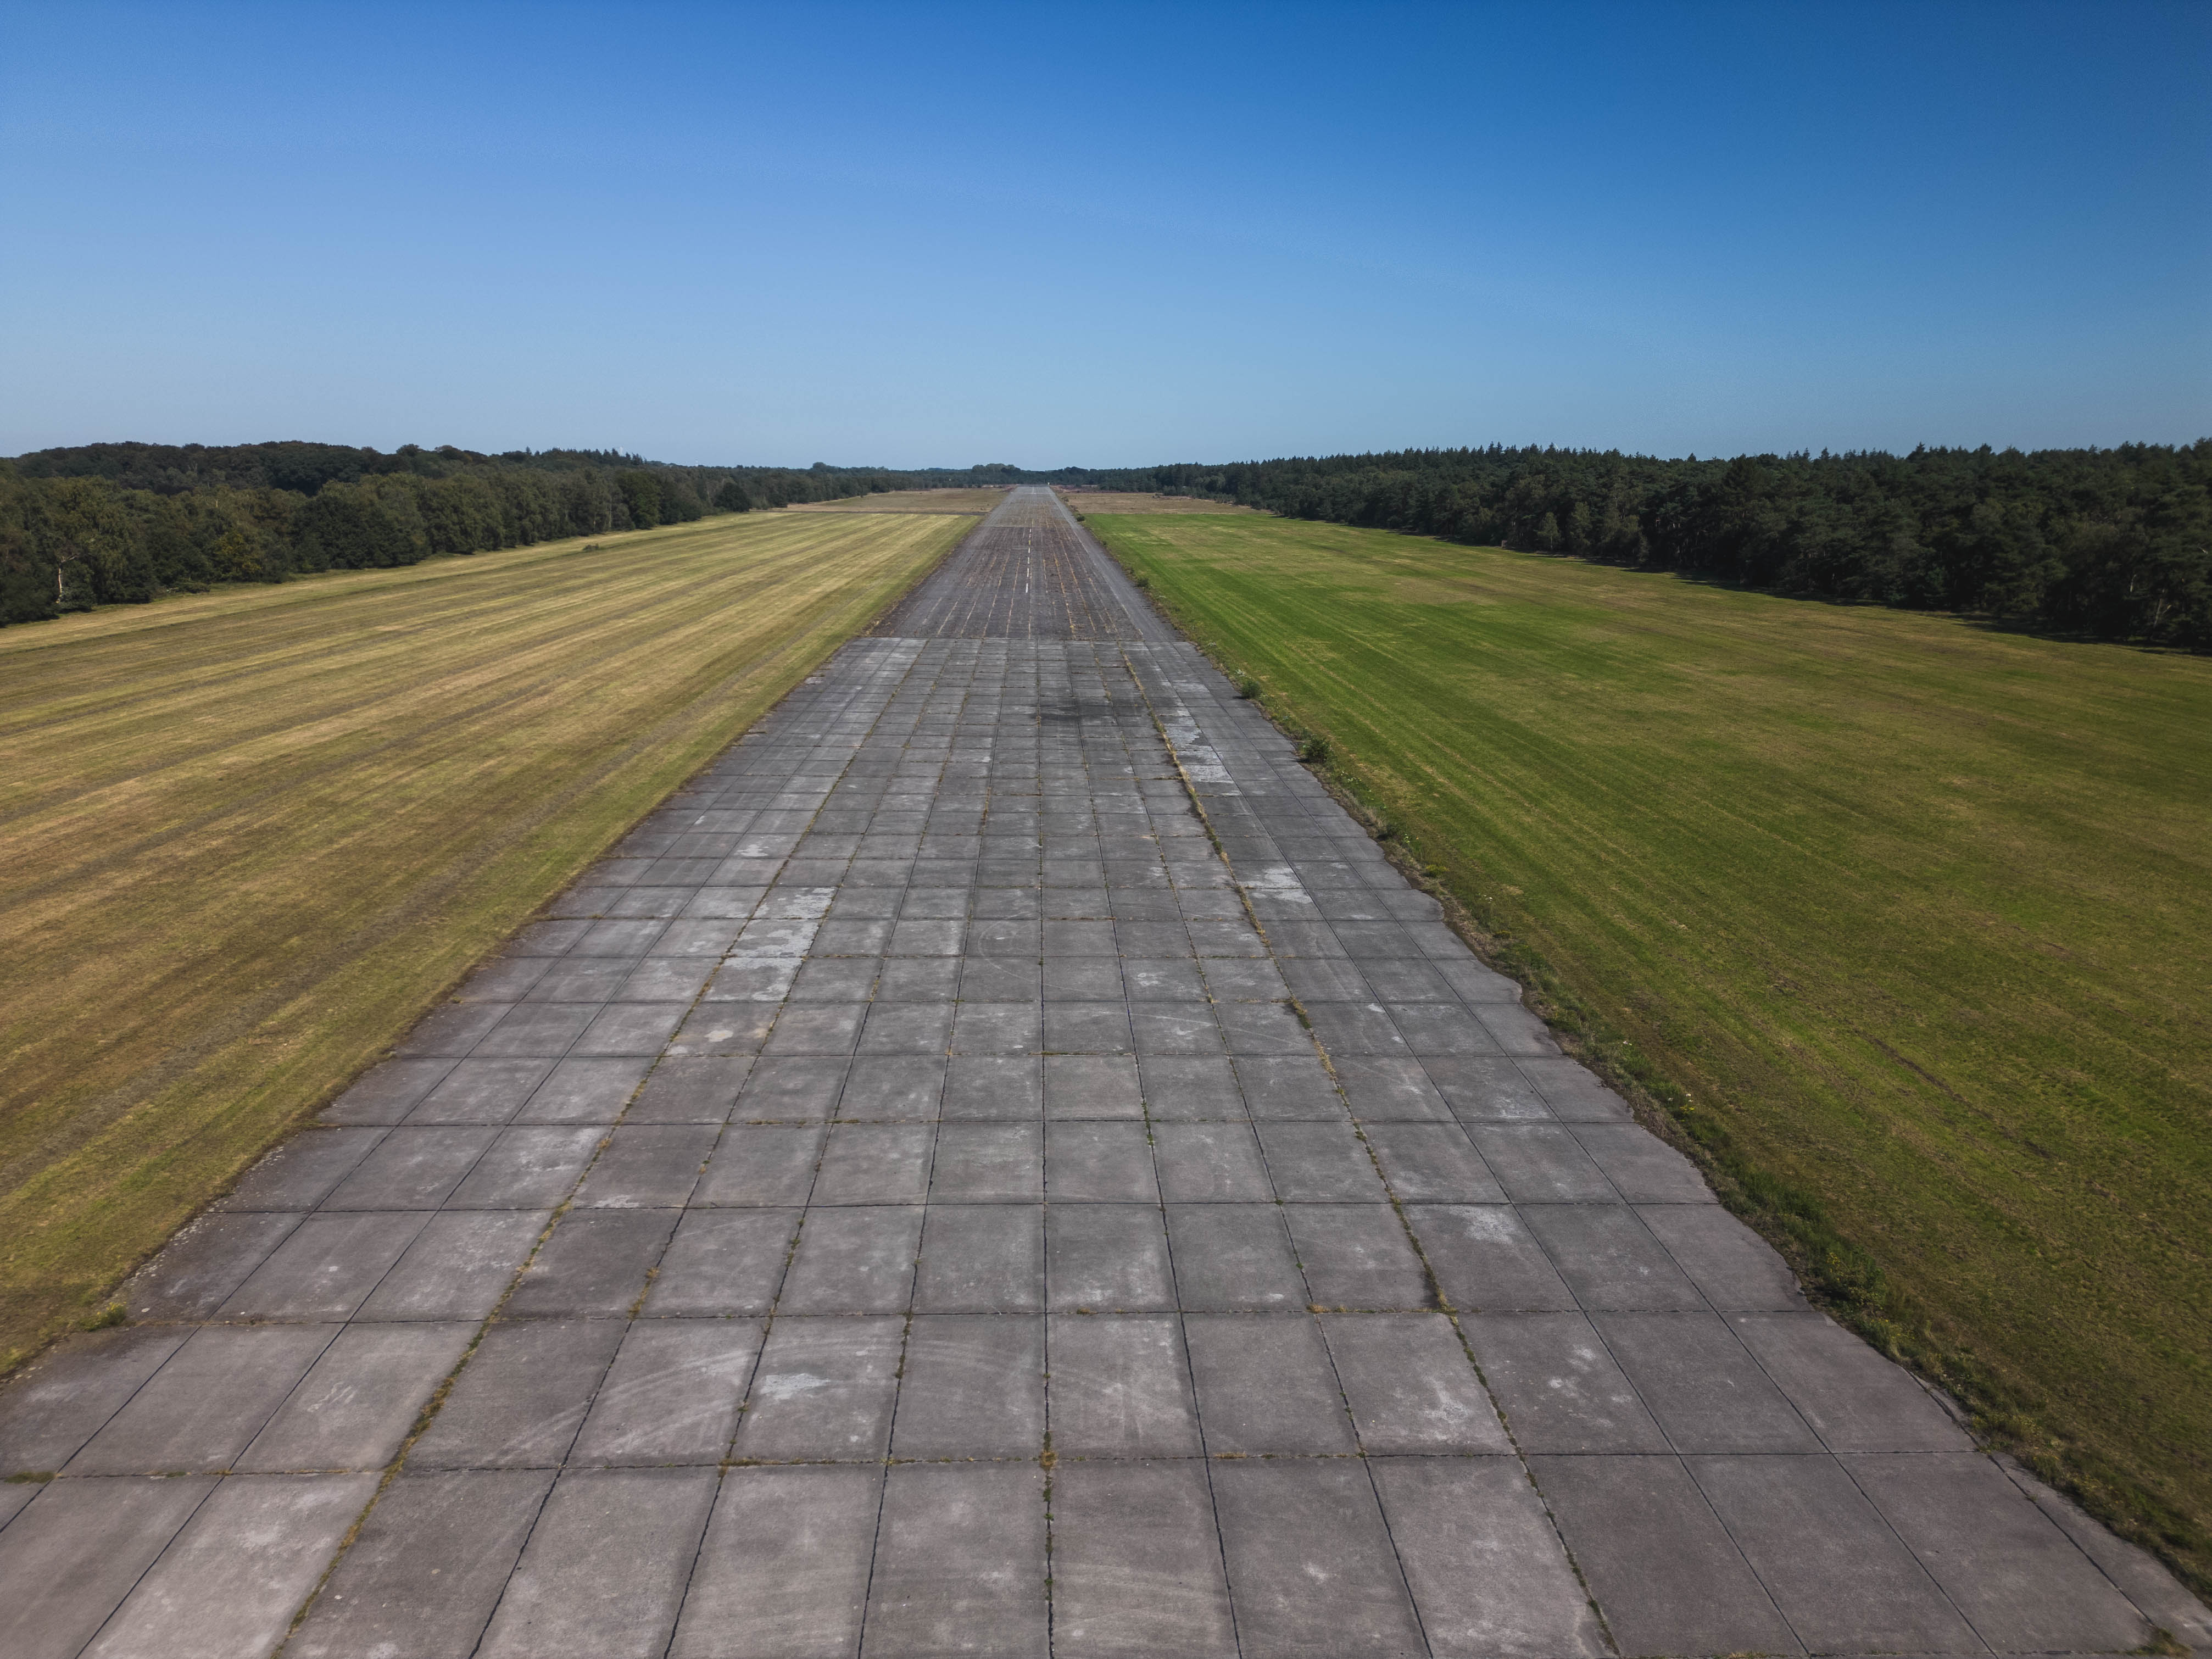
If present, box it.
[1060,491,1262,514]
[0,509,967,1372]
[1090,508,2212,1587]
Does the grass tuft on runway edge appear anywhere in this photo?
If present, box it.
[0,509,967,1373]
[1085,504,2212,1595]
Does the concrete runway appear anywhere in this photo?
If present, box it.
[2,487,2203,1657]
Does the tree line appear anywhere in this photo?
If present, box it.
[15,437,2203,646]
[0,443,987,626]
[1049,443,2212,649]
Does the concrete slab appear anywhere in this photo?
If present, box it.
[123,1211,304,1320]
[67,1323,341,1474]
[915,1203,1044,1311]
[322,1057,457,1124]
[1519,1203,1703,1311]
[1731,1310,1973,1451]
[409,1318,625,1469]
[1152,1122,1273,1200]
[812,1122,936,1204]
[81,1472,378,1659]
[734,1315,904,1460]
[359,1207,548,1320]
[1637,1201,1805,1310]
[1281,1204,1431,1308]
[1421,1055,1553,1122]
[477,1467,717,1658]
[572,1122,717,1207]
[1997,1457,2212,1650]
[1530,1452,1800,1656]
[0,1474,216,1659]
[1364,1121,1507,1203]
[1209,1459,1428,1656]
[1322,1313,1511,1453]
[1184,1314,1356,1454]
[1047,1204,1175,1310]
[1045,1314,1201,1456]
[0,1328,191,1476]
[645,1208,799,1316]
[1138,1054,1241,1118]
[1570,1123,1712,1203]
[1049,1460,1238,1658]
[1255,1121,1384,1200]
[842,1053,946,1112]
[1466,1123,1617,1204]
[321,1126,499,1210]
[1404,1204,1579,1313]
[1043,1053,1143,1120]
[1593,1311,1823,1452]
[287,1469,555,1659]
[778,1205,923,1312]
[1370,1456,1607,1658]
[1689,1452,1985,1652]
[629,1055,754,1121]
[215,1210,430,1320]
[1851,1451,2152,1652]
[215,1126,384,1210]
[445,1125,602,1208]
[1045,1120,1158,1202]
[862,1463,1048,1657]
[236,1321,472,1471]
[929,1121,1043,1202]
[518,1055,654,1122]
[0,1480,34,1531]
[1460,1313,1668,1453]
[570,1319,761,1465]
[1165,1203,1307,1310]
[890,1314,1044,1458]
[693,1122,826,1205]
[503,1208,675,1317]
[1130,1012,1225,1065]
[671,1465,881,1659]
[944,1054,1044,1119]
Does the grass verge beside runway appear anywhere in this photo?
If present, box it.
[1059,491,1261,514]
[788,487,1010,514]
[1089,508,2212,1590]
[0,510,966,1371]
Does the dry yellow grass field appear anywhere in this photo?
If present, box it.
[0,509,967,1370]
[1055,490,1261,514]
[789,487,1009,514]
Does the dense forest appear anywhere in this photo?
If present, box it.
[11,437,2205,647]
[0,442,991,626]
[1050,443,2212,648]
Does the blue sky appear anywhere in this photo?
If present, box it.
[3,1,2206,466]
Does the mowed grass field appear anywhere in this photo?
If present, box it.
[1090,509,2212,1583]
[0,509,967,1371]
[1061,491,1260,514]
[789,487,1010,514]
